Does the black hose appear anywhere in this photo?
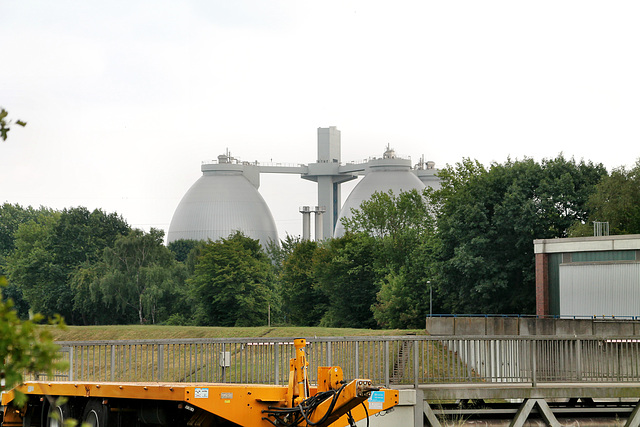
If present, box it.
[262,383,348,427]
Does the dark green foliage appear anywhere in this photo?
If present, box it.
[265,234,301,274]
[339,189,438,328]
[0,203,44,318]
[6,207,130,323]
[313,234,379,328]
[6,210,61,319]
[279,239,325,326]
[189,232,274,327]
[0,203,40,269]
[434,156,607,314]
[95,228,179,324]
[168,239,201,263]
[570,159,640,236]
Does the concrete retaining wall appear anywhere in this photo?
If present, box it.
[426,317,640,336]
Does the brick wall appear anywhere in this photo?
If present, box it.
[535,253,549,316]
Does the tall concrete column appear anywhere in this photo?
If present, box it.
[301,127,357,239]
[314,206,325,241]
[300,206,311,240]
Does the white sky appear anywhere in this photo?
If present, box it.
[2,1,639,241]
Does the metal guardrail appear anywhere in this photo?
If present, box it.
[34,336,640,387]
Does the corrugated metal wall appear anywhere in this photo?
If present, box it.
[559,263,640,317]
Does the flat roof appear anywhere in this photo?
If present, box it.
[534,234,640,254]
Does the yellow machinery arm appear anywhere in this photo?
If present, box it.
[1,338,398,426]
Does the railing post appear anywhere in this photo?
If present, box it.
[414,340,419,388]
[617,342,621,381]
[327,341,332,367]
[110,345,115,382]
[158,344,164,382]
[355,341,360,379]
[384,341,390,388]
[275,342,280,385]
[221,343,226,383]
[575,339,582,381]
[68,346,74,382]
[531,339,537,387]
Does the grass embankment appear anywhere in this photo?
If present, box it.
[49,325,427,341]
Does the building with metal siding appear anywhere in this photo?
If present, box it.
[534,235,640,317]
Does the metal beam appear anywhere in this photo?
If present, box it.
[510,399,560,427]
[423,401,442,427]
[625,399,640,427]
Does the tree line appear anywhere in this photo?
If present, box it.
[2,155,639,328]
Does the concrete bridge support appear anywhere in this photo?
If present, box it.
[358,386,640,426]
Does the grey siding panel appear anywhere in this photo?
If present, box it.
[559,263,640,317]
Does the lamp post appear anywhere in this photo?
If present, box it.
[428,280,432,317]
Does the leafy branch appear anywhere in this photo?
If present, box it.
[1,108,27,141]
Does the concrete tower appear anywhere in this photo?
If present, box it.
[302,127,357,239]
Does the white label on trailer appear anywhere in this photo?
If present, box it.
[368,391,385,410]
[194,388,209,399]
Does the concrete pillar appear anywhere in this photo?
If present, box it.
[300,206,311,240]
[314,206,325,241]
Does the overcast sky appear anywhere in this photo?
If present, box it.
[2,1,639,241]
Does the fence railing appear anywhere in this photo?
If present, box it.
[32,336,640,387]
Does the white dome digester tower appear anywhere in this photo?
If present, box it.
[333,147,429,237]
[167,127,440,244]
[167,152,279,248]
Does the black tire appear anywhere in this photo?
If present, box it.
[46,401,71,427]
[81,399,109,427]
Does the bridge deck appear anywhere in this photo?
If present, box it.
[415,382,640,400]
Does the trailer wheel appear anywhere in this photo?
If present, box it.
[46,401,71,427]
[81,399,109,427]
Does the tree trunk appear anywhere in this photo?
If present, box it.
[138,294,143,325]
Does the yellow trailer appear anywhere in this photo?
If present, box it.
[1,339,398,426]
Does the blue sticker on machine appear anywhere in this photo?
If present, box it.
[368,391,385,403]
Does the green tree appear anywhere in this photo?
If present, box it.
[0,277,63,406]
[0,203,43,318]
[570,160,640,236]
[6,207,130,323]
[162,240,205,325]
[371,238,437,328]
[267,233,300,265]
[95,228,178,324]
[434,156,606,314]
[5,210,61,318]
[279,239,324,326]
[167,239,201,263]
[189,232,274,327]
[313,234,379,328]
[339,189,438,328]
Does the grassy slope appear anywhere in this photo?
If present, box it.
[49,325,427,341]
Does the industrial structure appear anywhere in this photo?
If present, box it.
[167,127,440,246]
[534,234,640,317]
